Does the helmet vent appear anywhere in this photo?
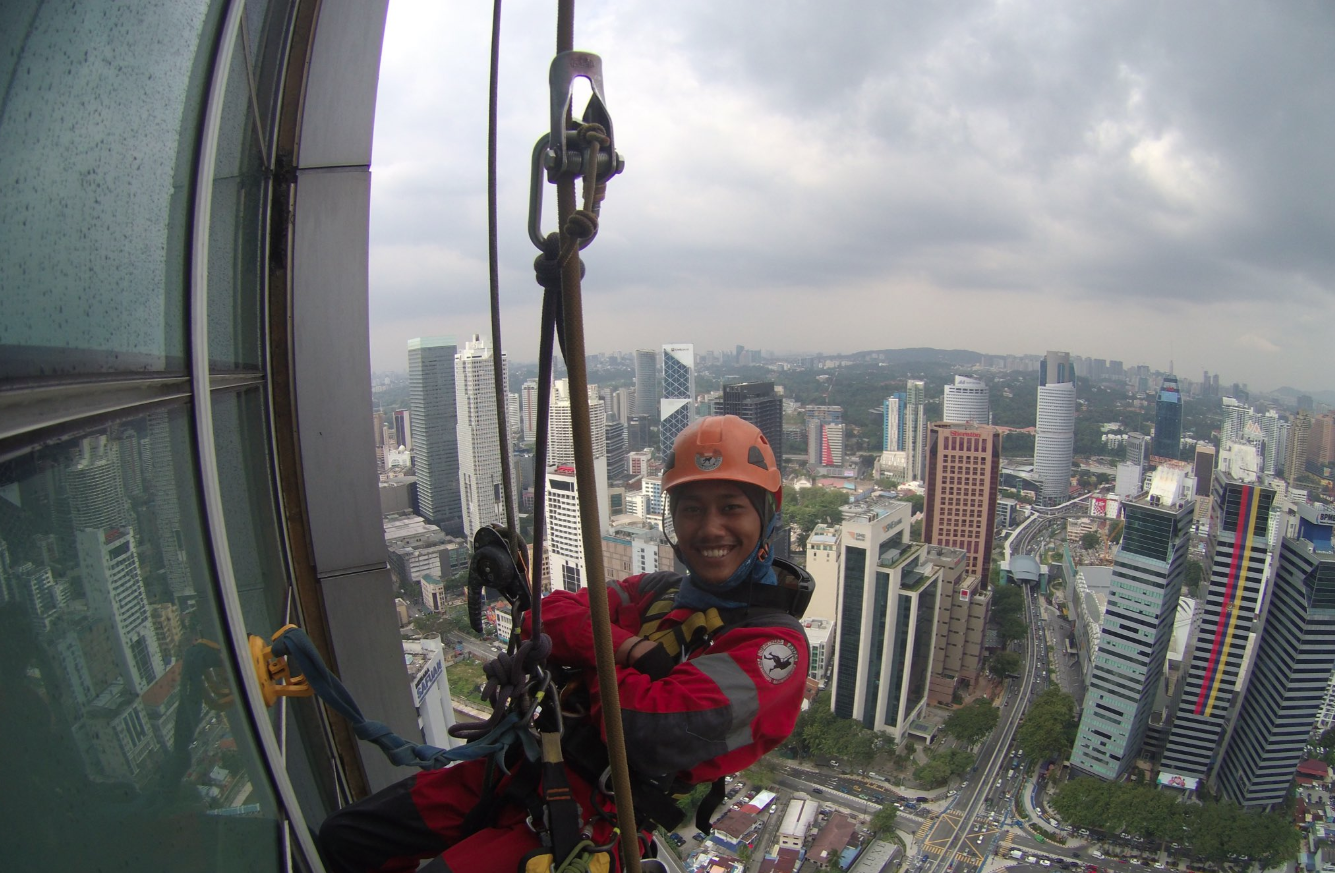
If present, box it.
[748,446,769,470]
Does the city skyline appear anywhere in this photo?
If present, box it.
[369,1,1335,394]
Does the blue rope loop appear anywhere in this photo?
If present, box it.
[269,626,544,770]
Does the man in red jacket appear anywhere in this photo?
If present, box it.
[318,415,810,872]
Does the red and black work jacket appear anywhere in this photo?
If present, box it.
[528,569,811,787]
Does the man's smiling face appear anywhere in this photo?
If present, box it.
[670,479,763,587]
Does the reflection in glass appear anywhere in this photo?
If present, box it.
[0,405,281,870]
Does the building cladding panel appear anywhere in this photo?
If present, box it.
[1070,496,1192,781]
[1159,475,1276,780]
[942,375,990,425]
[1214,533,1335,809]
[659,344,695,456]
[1034,381,1077,506]
[409,337,461,530]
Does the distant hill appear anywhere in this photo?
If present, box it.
[1271,386,1335,409]
[852,348,984,366]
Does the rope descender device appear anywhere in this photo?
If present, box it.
[249,623,317,707]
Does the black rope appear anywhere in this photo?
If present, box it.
[485,0,518,539]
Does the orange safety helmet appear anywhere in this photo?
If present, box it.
[662,415,782,509]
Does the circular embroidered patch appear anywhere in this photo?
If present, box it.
[695,450,723,471]
[757,639,799,684]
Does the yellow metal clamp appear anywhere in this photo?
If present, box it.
[248,624,315,707]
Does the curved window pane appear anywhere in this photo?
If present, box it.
[212,385,338,822]
[0,405,283,870]
[0,1,223,378]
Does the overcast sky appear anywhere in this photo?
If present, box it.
[369,1,1335,393]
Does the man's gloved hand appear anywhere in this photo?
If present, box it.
[629,641,674,681]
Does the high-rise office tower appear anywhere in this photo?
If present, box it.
[548,379,609,534]
[659,344,695,457]
[942,375,990,425]
[1311,413,1335,467]
[923,423,1000,703]
[633,349,658,417]
[1220,397,1250,448]
[722,382,784,472]
[393,408,412,450]
[1125,433,1150,469]
[1213,504,1335,809]
[1286,411,1311,481]
[1034,378,1077,506]
[1152,375,1183,461]
[904,380,928,482]
[454,335,513,538]
[1193,444,1218,529]
[883,393,905,452]
[544,465,587,593]
[78,526,165,695]
[65,436,132,532]
[1069,468,1194,781]
[605,420,628,486]
[409,337,462,532]
[520,378,539,442]
[1040,350,1073,387]
[1159,473,1276,785]
[829,496,948,741]
[923,423,1002,585]
[506,392,521,443]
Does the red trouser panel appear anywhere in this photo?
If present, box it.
[318,758,623,873]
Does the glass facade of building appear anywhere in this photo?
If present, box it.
[1,2,415,869]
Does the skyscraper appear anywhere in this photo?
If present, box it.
[454,334,513,538]
[904,380,928,483]
[520,378,539,442]
[1069,467,1193,781]
[544,466,587,593]
[1213,504,1335,809]
[633,349,658,417]
[883,393,905,452]
[923,423,1001,703]
[1034,379,1077,506]
[1152,375,1183,461]
[942,375,990,425]
[1286,410,1311,481]
[78,526,165,695]
[659,343,695,457]
[548,379,610,533]
[1040,350,1073,387]
[1159,473,1276,786]
[722,381,784,472]
[409,337,461,533]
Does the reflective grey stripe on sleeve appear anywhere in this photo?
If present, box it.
[688,652,759,753]
[608,579,632,605]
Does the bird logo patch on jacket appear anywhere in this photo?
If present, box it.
[757,639,799,684]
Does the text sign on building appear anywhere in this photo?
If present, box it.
[413,657,444,707]
[948,431,981,438]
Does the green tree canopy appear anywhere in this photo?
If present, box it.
[869,803,898,836]
[1080,531,1100,550]
[784,691,886,763]
[1184,559,1204,597]
[913,747,975,787]
[785,486,853,538]
[1015,687,1077,764]
[989,584,1028,646]
[942,699,1000,746]
[987,651,1021,679]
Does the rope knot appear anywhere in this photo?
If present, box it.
[577,123,610,148]
[565,209,598,241]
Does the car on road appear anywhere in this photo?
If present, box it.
[813,787,823,794]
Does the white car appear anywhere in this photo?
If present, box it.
[1040,860,1052,867]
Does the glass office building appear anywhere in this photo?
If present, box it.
[1,2,417,869]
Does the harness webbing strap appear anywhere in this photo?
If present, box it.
[541,731,585,863]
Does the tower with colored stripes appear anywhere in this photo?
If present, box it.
[1158,473,1276,786]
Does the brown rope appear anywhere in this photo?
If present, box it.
[553,3,641,869]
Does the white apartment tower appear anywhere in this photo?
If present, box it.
[1034,353,1077,506]
[454,334,514,538]
[548,379,610,534]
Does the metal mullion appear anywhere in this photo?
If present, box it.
[189,2,326,870]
